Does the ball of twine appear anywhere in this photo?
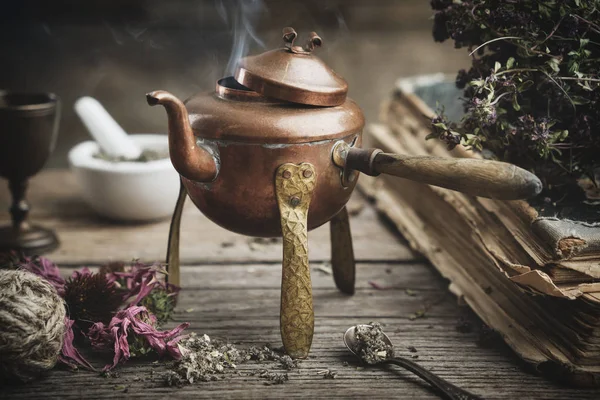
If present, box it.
[0,269,66,383]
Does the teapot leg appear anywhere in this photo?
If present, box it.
[275,162,317,359]
[330,206,355,295]
[165,178,187,287]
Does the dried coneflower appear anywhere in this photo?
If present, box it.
[63,270,123,329]
[105,261,180,323]
[3,254,189,372]
[88,306,188,371]
[59,317,95,370]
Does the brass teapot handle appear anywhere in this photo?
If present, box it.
[333,142,542,200]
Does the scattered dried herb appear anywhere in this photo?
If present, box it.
[245,344,299,371]
[164,333,242,385]
[317,369,337,379]
[100,370,120,379]
[368,281,391,290]
[354,323,394,364]
[277,355,298,370]
[253,369,288,385]
[408,295,447,320]
[165,336,298,387]
[408,309,427,320]
[430,0,600,197]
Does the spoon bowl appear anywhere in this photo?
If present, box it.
[343,325,394,363]
[344,325,482,400]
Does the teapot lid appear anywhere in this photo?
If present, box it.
[234,27,348,107]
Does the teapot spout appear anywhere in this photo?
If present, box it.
[146,90,218,182]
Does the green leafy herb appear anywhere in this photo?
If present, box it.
[140,286,178,326]
[430,0,600,196]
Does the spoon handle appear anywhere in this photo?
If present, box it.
[385,357,482,400]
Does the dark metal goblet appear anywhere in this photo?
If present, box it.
[0,91,61,254]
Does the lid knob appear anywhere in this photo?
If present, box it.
[234,27,348,106]
[282,27,322,55]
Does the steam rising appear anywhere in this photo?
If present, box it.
[219,0,266,77]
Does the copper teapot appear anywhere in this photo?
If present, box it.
[147,28,541,359]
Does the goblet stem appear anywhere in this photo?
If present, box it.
[8,179,30,232]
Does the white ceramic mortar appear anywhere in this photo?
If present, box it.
[68,134,179,222]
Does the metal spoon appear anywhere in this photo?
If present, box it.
[344,325,482,400]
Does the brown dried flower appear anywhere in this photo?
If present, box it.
[63,270,123,329]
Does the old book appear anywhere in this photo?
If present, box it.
[359,75,600,386]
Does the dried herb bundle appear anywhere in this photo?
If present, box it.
[430,0,600,196]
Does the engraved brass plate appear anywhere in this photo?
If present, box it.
[275,162,317,359]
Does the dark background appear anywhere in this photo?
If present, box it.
[0,0,468,167]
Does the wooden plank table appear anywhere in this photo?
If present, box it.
[2,170,600,399]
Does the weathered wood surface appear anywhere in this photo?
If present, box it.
[0,170,415,265]
[1,170,600,399]
[2,263,599,399]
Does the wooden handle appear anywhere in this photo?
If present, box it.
[370,153,542,200]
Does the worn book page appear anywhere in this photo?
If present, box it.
[362,77,600,385]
